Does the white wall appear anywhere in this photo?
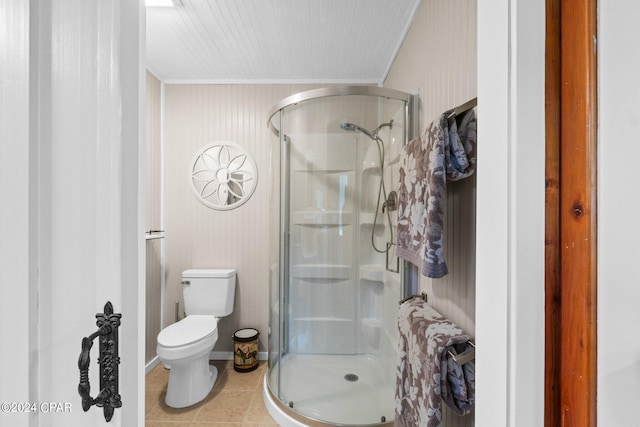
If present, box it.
[597,2,640,424]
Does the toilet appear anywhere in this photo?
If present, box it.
[156,268,236,408]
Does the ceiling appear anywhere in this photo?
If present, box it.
[146,0,422,83]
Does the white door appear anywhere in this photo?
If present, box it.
[0,1,145,426]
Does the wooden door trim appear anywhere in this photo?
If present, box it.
[546,0,598,425]
[545,0,561,423]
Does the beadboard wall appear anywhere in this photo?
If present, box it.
[385,1,477,425]
[386,0,477,336]
[163,84,327,353]
[145,71,163,364]
[146,71,163,230]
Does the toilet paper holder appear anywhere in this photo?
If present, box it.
[77,301,122,422]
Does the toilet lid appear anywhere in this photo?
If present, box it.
[157,315,218,348]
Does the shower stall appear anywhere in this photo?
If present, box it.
[265,86,414,426]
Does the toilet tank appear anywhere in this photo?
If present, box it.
[182,269,236,317]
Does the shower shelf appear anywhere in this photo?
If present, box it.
[292,168,354,173]
[361,164,382,172]
[145,231,165,240]
[292,264,352,280]
[292,211,353,225]
[361,318,382,348]
[388,153,401,165]
[360,265,385,281]
[293,317,352,322]
[359,212,387,226]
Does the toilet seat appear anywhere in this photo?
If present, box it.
[157,315,218,348]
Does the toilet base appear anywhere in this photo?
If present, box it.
[165,357,217,408]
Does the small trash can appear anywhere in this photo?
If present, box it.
[232,328,259,372]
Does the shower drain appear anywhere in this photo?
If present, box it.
[344,373,359,382]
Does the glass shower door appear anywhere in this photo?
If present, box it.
[267,87,411,426]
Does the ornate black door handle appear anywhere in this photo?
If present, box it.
[77,301,122,422]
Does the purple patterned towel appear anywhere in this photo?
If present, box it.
[395,298,475,427]
[396,109,477,278]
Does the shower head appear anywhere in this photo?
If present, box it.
[340,119,394,140]
[340,122,376,140]
[340,122,359,132]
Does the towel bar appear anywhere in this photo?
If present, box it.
[399,292,428,305]
[447,97,477,119]
[448,341,475,366]
[398,294,475,365]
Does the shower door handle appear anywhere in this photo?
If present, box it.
[77,301,122,422]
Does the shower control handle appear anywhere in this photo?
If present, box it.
[77,301,122,422]
[382,191,398,213]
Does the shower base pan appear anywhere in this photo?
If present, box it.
[263,353,394,426]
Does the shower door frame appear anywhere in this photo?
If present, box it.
[267,85,416,427]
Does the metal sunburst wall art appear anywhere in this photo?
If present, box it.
[190,141,258,210]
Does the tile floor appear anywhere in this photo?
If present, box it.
[145,360,278,427]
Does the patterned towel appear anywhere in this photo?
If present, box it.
[396,109,477,278]
[395,298,475,427]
